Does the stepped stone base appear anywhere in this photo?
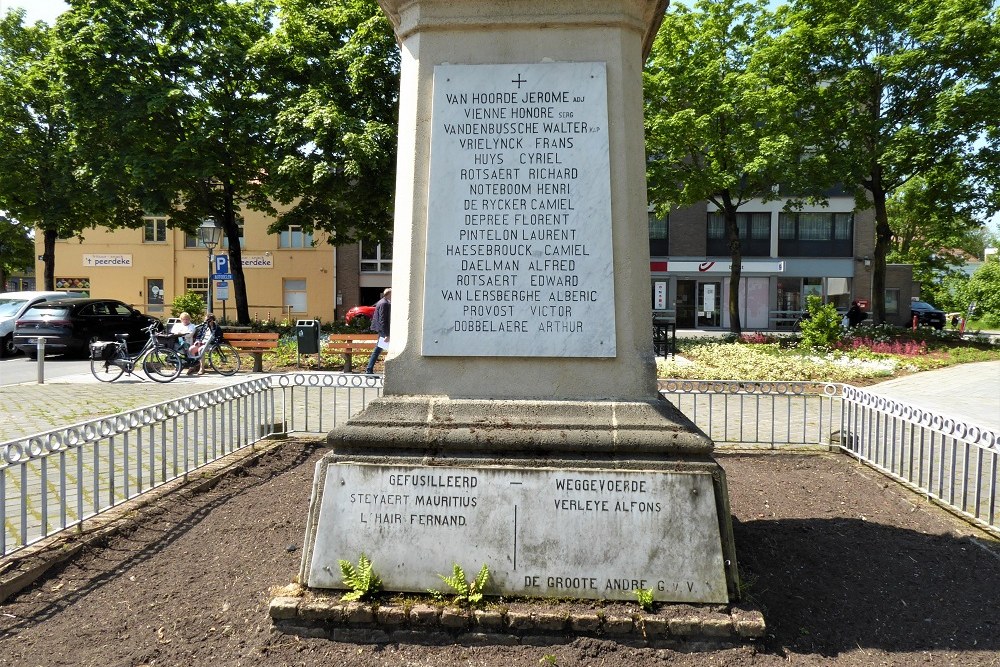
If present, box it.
[268,587,766,649]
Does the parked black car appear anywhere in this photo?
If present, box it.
[909,300,946,330]
[14,298,161,358]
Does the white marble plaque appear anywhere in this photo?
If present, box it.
[422,62,616,357]
[305,463,728,603]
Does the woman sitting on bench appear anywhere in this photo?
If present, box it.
[187,313,221,375]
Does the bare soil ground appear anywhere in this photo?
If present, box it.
[0,440,997,667]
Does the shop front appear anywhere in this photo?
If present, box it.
[651,259,856,330]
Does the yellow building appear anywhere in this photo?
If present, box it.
[33,209,344,323]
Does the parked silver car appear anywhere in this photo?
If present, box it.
[0,291,87,357]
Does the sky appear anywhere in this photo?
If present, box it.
[2,0,68,25]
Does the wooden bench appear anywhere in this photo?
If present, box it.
[223,332,279,372]
[325,333,379,372]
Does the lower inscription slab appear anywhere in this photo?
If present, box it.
[303,463,729,603]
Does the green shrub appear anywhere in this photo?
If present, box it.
[799,295,843,350]
[170,291,206,321]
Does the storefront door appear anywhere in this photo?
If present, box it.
[676,280,696,328]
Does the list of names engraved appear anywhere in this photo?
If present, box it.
[422,63,615,357]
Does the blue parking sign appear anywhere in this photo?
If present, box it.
[212,254,233,280]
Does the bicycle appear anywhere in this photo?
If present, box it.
[178,335,242,376]
[90,323,183,383]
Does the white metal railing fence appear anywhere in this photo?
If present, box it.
[839,385,998,533]
[657,379,999,536]
[1,373,383,557]
[657,379,841,448]
[2,375,996,558]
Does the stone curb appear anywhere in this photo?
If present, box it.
[268,592,766,649]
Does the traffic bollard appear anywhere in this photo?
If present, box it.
[36,337,45,384]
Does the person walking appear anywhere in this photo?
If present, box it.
[365,288,391,374]
[846,301,867,328]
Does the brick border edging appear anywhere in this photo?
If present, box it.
[268,593,766,649]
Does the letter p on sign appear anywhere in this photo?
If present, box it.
[214,254,230,275]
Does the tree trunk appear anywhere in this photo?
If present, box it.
[43,229,57,291]
[870,170,891,324]
[222,181,251,324]
[724,204,743,335]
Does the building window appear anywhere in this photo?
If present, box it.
[778,212,853,257]
[143,216,167,243]
[284,279,307,312]
[826,277,852,309]
[279,225,313,249]
[361,242,393,272]
[223,223,244,249]
[776,277,802,312]
[186,277,208,303]
[885,289,900,315]
[648,211,669,256]
[706,212,770,256]
[185,224,243,249]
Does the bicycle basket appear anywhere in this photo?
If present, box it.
[156,332,180,347]
[90,341,117,361]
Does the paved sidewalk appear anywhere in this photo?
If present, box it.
[864,360,1000,433]
[0,371,258,443]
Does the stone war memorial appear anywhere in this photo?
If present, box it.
[298,0,741,608]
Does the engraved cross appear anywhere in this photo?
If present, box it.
[512,73,527,89]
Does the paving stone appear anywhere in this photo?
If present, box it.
[408,604,440,626]
[440,608,472,629]
[342,602,375,624]
[473,609,505,629]
[268,596,300,620]
[298,599,343,622]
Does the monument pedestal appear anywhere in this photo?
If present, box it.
[298,0,741,605]
[300,397,740,603]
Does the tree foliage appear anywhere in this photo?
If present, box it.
[58,0,279,323]
[0,9,113,289]
[644,0,800,334]
[886,174,984,308]
[264,0,399,245]
[770,0,1000,323]
[0,217,34,292]
[962,259,1000,328]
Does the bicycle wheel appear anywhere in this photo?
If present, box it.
[91,357,125,382]
[207,341,241,376]
[143,348,183,382]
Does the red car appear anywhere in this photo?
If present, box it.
[345,305,375,326]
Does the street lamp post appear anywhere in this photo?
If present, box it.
[198,219,223,315]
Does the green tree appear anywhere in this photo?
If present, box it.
[644,0,800,334]
[58,0,279,324]
[264,0,399,245]
[962,259,1000,328]
[0,218,34,292]
[886,174,984,309]
[772,0,1000,323]
[0,10,112,290]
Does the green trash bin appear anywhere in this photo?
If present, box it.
[295,319,320,355]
